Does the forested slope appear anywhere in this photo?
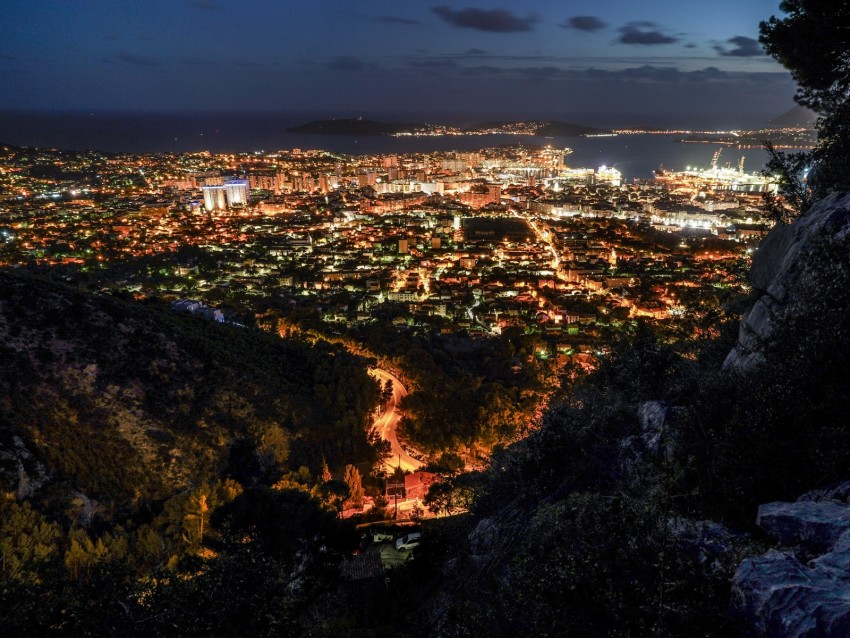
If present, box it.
[0,270,381,502]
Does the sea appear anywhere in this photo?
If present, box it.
[0,110,782,181]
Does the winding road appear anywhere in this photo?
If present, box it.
[370,368,423,473]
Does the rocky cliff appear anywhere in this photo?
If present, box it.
[726,193,850,636]
[725,192,850,372]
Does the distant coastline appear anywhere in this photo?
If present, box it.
[0,110,793,180]
[287,118,611,138]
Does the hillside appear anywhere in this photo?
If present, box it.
[406,194,850,636]
[0,270,381,502]
[769,104,818,128]
[2,204,850,636]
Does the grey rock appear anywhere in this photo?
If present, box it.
[758,501,850,548]
[734,493,850,636]
[70,492,101,529]
[619,401,673,472]
[732,549,850,637]
[749,222,798,291]
[725,193,850,372]
[812,530,850,574]
[799,482,850,506]
[638,400,668,456]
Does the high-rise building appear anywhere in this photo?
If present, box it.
[202,185,227,212]
[224,179,249,207]
[191,170,222,188]
[202,179,249,210]
[318,174,330,194]
[248,173,280,193]
[358,171,377,187]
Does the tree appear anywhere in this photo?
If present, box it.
[317,480,349,518]
[424,474,479,516]
[381,379,394,405]
[0,499,61,584]
[344,464,365,508]
[760,1,850,198]
[761,142,814,223]
[320,457,332,484]
[182,491,212,550]
[760,2,850,114]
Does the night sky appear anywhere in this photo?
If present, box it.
[0,1,798,127]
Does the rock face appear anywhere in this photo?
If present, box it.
[758,501,850,549]
[732,486,850,637]
[724,193,850,372]
[619,401,674,472]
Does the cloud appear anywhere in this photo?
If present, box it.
[460,65,506,76]
[378,16,419,25]
[715,36,764,57]
[431,6,536,33]
[563,16,607,32]
[618,23,678,45]
[326,56,365,71]
[581,65,784,84]
[107,52,159,67]
[409,58,458,69]
[444,62,788,88]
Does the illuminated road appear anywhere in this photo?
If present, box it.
[514,209,564,278]
[370,368,424,473]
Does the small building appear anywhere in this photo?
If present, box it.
[404,471,438,500]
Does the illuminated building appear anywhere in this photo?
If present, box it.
[202,185,227,212]
[655,166,778,194]
[248,173,281,193]
[224,179,249,207]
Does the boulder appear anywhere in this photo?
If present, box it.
[799,482,850,505]
[638,400,668,455]
[733,495,850,636]
[732,549,850,637]
[619,401,673,472]
[758,501,850,548]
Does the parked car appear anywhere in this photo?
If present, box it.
[395,532,422,551]
[371,528,395,543]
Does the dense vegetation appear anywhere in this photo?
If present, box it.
[273,308,564,462]
[0,270,393,634]
[760,0,850,219]
[0,269,383,499]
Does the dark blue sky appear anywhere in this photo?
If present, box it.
[0,0,797,127]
